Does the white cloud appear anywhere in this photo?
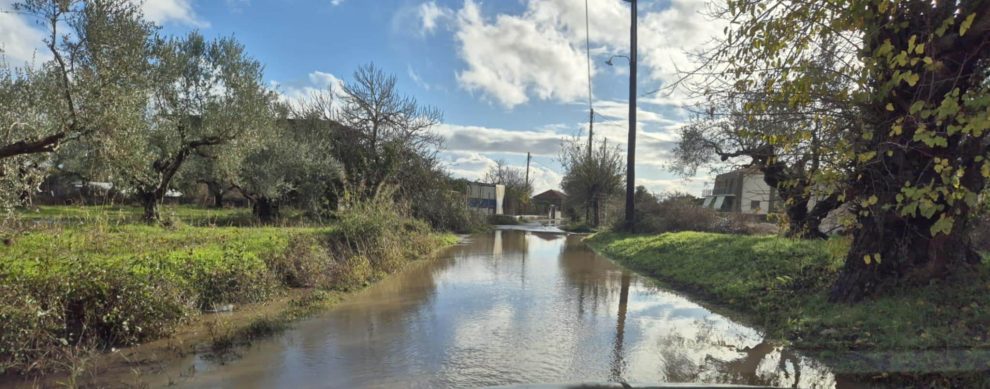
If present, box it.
[448,0,723,109]
[0,0,48,66]
[331,0,345,6]
[419,1,452,35]
[139,0,208,27]
[454,0,590,108]
[440,150,564,194]
[407,65,432,91]
[271,70,345,111]
[434,123,571,157]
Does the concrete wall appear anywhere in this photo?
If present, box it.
[740,174,774,214]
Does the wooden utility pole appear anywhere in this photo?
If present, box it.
[525,152,532,190]
[624,0,637,229]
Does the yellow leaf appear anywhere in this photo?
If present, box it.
[863,254,872,265]
[961,13,976,37]
[905,72,920,86]
[886,103,894,111]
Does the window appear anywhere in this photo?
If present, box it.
[751,200,761,210]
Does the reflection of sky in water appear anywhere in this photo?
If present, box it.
[145,230,838,389]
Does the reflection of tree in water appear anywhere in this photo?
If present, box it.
[557,234,627,319]
[651,320,837,388]
[494,230,529,256]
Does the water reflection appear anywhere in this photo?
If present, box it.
[142,230,840,388]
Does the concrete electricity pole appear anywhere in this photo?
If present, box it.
[624,0,637,229]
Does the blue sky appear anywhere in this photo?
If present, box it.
[0,0,723,194]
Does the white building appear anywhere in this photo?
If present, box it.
[700,167,779,215]
[466,182,505,215]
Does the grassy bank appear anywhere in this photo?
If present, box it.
[587,232,990,381]
[0,205,456,377]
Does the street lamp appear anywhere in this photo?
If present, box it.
[605,55,630,67]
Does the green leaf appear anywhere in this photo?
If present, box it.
[961,13,976,37]
[930,214,954,236]
[905,72,920,86]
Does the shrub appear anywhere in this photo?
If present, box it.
[488,214,518,225]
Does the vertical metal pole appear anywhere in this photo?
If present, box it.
[624,0,637,229]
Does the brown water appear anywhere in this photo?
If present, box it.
[149,229,840,388]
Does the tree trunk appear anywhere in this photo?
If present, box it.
[205,181,224,208]
[782,194,839,240]
[592,197,601,227]
[253,197,279,223]
[141,192,161,224]
[829,2,990,302]
[829,211,981,303]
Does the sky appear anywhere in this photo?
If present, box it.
[0,0,724,195]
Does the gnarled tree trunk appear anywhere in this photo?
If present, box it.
[253,196,279,223]
[829,1,990,303]
[140,191,161,224]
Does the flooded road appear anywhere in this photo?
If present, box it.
[152,229,839,388]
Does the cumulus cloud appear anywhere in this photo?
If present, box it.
[447,0,723,109]
[271,70,345,111]
[139,0,208,27]
[440,150,563,194]
[454,0,590,108]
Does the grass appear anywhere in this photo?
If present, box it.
[586,231,990,378]
[0,204,456,377]
[15,204,310,227]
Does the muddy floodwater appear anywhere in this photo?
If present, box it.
[149,229,843,388]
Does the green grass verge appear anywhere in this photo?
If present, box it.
[586,232,990,353]
[16,205,309,227]
[1,205,456,376]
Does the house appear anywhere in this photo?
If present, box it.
[466,182,505,215]
[531,189,566,219]
[700,167,780,215]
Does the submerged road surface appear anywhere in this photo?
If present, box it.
[149,229,839,388]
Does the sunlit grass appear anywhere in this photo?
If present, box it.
[587,232,990,353]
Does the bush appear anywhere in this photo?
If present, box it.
[488,214,519,225]
[628,190,770,235]
[411,189,487,233]
[1,262,192,374]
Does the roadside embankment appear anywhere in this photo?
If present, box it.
[587,231,990,384]
[0,205,456,380]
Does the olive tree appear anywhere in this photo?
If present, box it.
[711,0,990,301]
[233,103,344,222]
[112,32,275,223]
[1,0,152,213]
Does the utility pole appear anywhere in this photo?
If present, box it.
[525,152,532,191]
[584,0,594,160]
[588,108,594,160]
[624,0,637,229]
